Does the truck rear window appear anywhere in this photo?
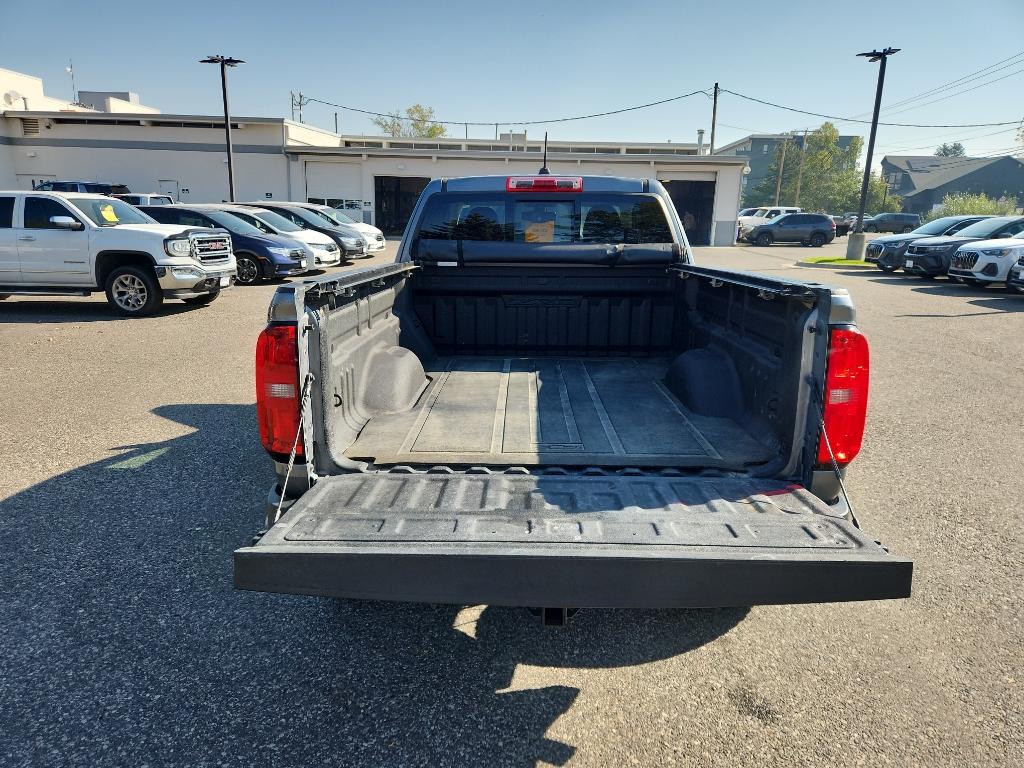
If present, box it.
[415,193,673,244]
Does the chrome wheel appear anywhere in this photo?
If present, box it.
[236,257,259,285]
[111,274,148,311]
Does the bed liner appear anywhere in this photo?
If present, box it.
[346,356,773,468]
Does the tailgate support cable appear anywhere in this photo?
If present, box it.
[818,415,860,529]
[273,370,315,525]
[809,380,860,528]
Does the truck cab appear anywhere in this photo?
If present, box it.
[0,191,236,316]
[233,175,912,617]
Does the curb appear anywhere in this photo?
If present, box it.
[794,261,874,270]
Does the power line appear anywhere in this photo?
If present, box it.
[875,126,1021,154]
[880,51,1024,113]
[304,89,710,128]
[847,51,1024,120]
[720,88,1024,128]
[881,67,1024,117]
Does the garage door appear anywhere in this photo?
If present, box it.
[304,161,361,203]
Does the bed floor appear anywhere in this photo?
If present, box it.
[346,357,774,468]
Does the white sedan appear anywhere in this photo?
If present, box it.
[947,232,1024,287]
[313,205,387,252]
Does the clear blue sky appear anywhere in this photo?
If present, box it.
[3,0,1022,163]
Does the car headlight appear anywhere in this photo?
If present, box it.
[171,266,202,279]
[267,247,293,257]
[341,237,361,248]
[980,247,1019,258]
[311,242,332,251]
[164,237,192,257]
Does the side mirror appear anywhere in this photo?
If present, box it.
[50,215,83,230]
[997,231,1014,238]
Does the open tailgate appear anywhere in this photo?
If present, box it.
[234,474,911,608]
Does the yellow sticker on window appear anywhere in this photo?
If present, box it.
[99,204,119,223]
[525,220,555,243]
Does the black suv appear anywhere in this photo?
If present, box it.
[743,213,836,247]
[862,212,921,233]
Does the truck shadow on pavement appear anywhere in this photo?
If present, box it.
[0,403,747,768]
[0,298,203,324]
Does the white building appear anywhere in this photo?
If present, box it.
[0,68,746,245]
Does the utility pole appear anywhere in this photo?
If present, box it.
[709,82,719,154]
[290,91,310,123]
[334,112,339,134]
[849,47,900,259]
[794,128,809,206]
[200,55,245,202]
[773,138,790,205]
[65,60,76,104]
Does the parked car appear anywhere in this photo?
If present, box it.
[142,204,310,285]
[831,215,852,237]
[0,191,234,316]
[737,205,801,232]
[742,212,836,247]
[903,216,1024,278]
[308,204,387,253]
[219,205,342,268]
[34,181,131,195]
[737,207,759,218]
[239,201,368,259]
[947,231,1024,287]
[114,193,175,206]
[233,174,911,618]
[1007,255,1024,293]
[861,212,922,233]
[865,215,991,272]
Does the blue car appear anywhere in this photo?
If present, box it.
[142,204,312,285]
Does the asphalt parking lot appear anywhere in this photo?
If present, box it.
[1,238,1020,767]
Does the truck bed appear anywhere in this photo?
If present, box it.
[346,356,773,468]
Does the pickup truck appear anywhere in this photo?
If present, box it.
[0,191,236,316]
[233,175,912,619]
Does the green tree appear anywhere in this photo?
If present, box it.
[743,123,866,211]
[371,104,447,138]
[935,142,966,157]
[923,192,1018,221]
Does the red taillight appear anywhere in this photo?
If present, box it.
[506,176,583,192]
[256,324,303,462]
[817,327,869,466]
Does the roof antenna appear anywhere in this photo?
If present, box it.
[539,132,550,174]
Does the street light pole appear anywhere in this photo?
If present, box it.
[201,55,245,202]
[848,47,899,259]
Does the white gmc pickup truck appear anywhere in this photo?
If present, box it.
[0,191,237,316]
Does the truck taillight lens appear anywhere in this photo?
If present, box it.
[506,176,583,192]
[256,324,303,462]
[817,327,869,466]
